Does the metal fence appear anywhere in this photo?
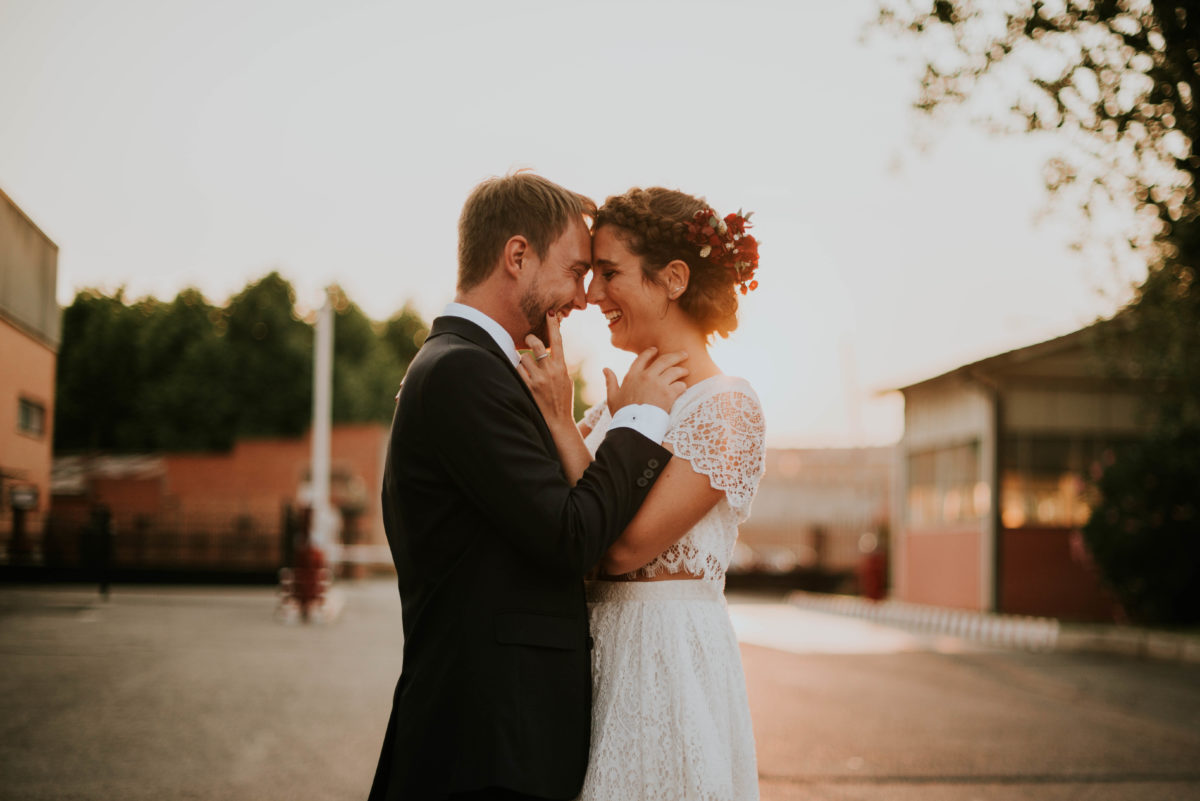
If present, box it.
[0,507,302,584]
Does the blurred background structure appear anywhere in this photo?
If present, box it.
[1,0,1197,629]
[45,425,387,580]
[735,447,892,590]
[0,186,58,567]
[876,0,1200,627]
[2,4,1200,798]
[892,324,1152,621]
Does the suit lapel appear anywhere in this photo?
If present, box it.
[425,316,557,449]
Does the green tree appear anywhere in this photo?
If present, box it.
[880,0,1200,622]
[54,289,143,452]
[136,288,235,450]
[53,274,429,454]
[223,272,312,438]
[572,367,591,423]
[329,287,405,424]
[878,0,1198,420]
[380,303,429,374]
[1082,429,1200,624]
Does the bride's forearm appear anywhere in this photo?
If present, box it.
[548,419,594,486]
[599,459,724,574]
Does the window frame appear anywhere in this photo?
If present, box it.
[17,396,46,439]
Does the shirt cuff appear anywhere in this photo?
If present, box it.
[609,404,670,444]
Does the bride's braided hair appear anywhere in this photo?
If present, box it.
[594,187,741,338]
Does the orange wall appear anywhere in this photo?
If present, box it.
[162,424,387,543]
[48,425,388,568]
[0,317,55,539]
[899,527,983,610]
[1000,527,1121,622]
[92,477,166,528]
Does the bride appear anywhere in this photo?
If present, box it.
[519,187,765,801]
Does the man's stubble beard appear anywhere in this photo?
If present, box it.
[519,280,552,343]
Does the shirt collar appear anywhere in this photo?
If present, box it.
[442,302,521,367]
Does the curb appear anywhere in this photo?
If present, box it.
[785,591,1200,664]
[1055,624,1200,664]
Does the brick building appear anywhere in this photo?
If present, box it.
[49,424,389,572]
[0,186,59,563]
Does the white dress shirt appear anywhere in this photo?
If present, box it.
[442,302,670,443]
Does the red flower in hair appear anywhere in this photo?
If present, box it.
[684,207,760,294]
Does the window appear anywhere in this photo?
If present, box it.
[1000,434,1132,528]
[17,398,45,437]
[907,441,989,527]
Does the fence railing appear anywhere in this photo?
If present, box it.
[24,513,288,573]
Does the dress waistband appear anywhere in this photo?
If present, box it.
[586,579,724,603]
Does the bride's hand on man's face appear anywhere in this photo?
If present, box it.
[518,312,575,427]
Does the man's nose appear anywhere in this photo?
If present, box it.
[571,279,587,310]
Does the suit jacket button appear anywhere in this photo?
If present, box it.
[636,477,649,487]
[648,458,660,469]
[642,468,655,479]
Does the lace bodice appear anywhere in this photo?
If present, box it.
[581,375,766,583]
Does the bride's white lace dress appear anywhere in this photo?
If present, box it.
[578,374,766,801]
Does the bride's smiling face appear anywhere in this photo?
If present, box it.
[587,225,671,353]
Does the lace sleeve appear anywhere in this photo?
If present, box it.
[665,390,765,517]
[579,400,607,432]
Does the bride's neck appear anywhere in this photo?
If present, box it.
[645,326,719,387]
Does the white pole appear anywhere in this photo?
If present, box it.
[311,287,336,552]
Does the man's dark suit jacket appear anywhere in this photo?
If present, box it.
[368,315,671,801]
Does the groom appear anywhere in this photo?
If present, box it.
[368,172,684,801]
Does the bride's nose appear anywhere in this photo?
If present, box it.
[586,277,605,305]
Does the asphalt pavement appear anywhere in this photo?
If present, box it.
[1,580,1197,801]
[730,595,1200,801]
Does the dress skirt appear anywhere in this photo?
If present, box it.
[578,580,759,801]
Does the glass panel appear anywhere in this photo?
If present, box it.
[17,399,45,436]
[1001,434,1131,528]
[908,441,983,527]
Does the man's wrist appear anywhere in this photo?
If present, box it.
[609,404,670,443]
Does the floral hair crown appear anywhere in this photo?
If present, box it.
[684,207,760,294]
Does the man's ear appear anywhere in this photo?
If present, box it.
[502,235,530,279]
[663,259,691,299]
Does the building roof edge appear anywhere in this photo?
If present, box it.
[890,321,1112,394]
[0,184,59,250]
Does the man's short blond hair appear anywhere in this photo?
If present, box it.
[457,172,596,292]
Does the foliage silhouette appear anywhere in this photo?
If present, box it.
[880,0,1199,622]
[54,274,427,454]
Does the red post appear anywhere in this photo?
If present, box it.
[280,505,329,622]
[857,551,888,601]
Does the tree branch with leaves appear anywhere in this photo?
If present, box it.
[879,0,1200,624]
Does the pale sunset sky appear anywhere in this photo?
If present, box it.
[0,0,1135,447]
